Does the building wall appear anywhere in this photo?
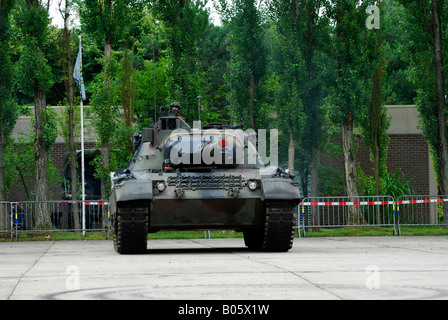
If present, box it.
[357,134,430,195]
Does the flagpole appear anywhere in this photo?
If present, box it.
[79,35,86,236]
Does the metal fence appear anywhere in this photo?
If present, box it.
[1,201,110,236]
[1,196,447,240]
[299,195,396,228]
[297,195,447,236]
[395,195,448,228]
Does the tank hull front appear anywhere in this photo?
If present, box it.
[150,197,264,230]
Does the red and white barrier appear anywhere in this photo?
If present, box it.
[300,198,448,206]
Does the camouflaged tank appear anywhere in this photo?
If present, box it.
[109,112,301,254]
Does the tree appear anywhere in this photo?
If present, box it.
[56,0,80,230]
[15,0,55,228]
[398,0,448,198]
[359,0,391,201]
[216,0,268,130]
[326,0,377,223]
[269,0,330,200]
[80,0,142,198]
[0,0,18,201]
[151,0,209,123]
[196,24,232,124]
[382,0,416,105]
[130,9,168,128]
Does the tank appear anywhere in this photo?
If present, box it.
[109,111,301,254]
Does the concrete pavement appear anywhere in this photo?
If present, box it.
[1,236,448,300]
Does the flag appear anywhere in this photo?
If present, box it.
[73,48,86,101]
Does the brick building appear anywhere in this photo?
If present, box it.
[8,105,436,201]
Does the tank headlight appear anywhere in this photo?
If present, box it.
[156,182,166,192]
[248,181,258,191]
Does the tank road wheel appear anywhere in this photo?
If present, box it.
[113,203,148,254]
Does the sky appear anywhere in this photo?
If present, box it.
[49,1,222,28]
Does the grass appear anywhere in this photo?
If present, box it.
[0,229,243,242]
[1,226,447,242]
[298,226,448,237]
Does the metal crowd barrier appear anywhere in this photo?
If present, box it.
[298,196,398,236]
[0,201,110,239]
[395,195,448,230]
[2,196,447,240]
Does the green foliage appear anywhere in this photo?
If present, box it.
[326,0,378,125]
[151,0,209,123]
[28,107,58,151]
[383,0,416,105]
[268,0,332,196]
[4,132,60,200]
[196,24,232,124]
[88,64,121,146]
[3,134,34,199]
[15,0,54,96]
[397,0,448,192]
[217,0,268,129]
[133,58,170,128]
[358,166,413,198]
[80,0,143,45]
[56,97,81,147]
[0,0,18,146]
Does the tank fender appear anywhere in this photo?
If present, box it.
[261,178,301,203]
[112,180,153,204]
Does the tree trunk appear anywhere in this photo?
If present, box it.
[341,117,364,225]
[34,88,52,229]
[101,142,110,228]
[64,0,79,231]
[101,39,112,228]
[431,0,448,227]
[288,132,295,174]
[310,144,320,230]
[0,143,5,201]
[371,60,383,224]
[248,73,255,129]
[432,0,448,197]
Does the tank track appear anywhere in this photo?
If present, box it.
[113,203,148,254]
[244,201,296,252]
[263,201,296,251]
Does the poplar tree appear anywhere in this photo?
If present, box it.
[398,0,448,198]
[15,0,55,228]
[216,0,267,130]
[326,0,377,223]
[269,0,329,199]
[151,0,209,123]
[360,0,391,200]
[80,0,141,197]
[0,0,17,201]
